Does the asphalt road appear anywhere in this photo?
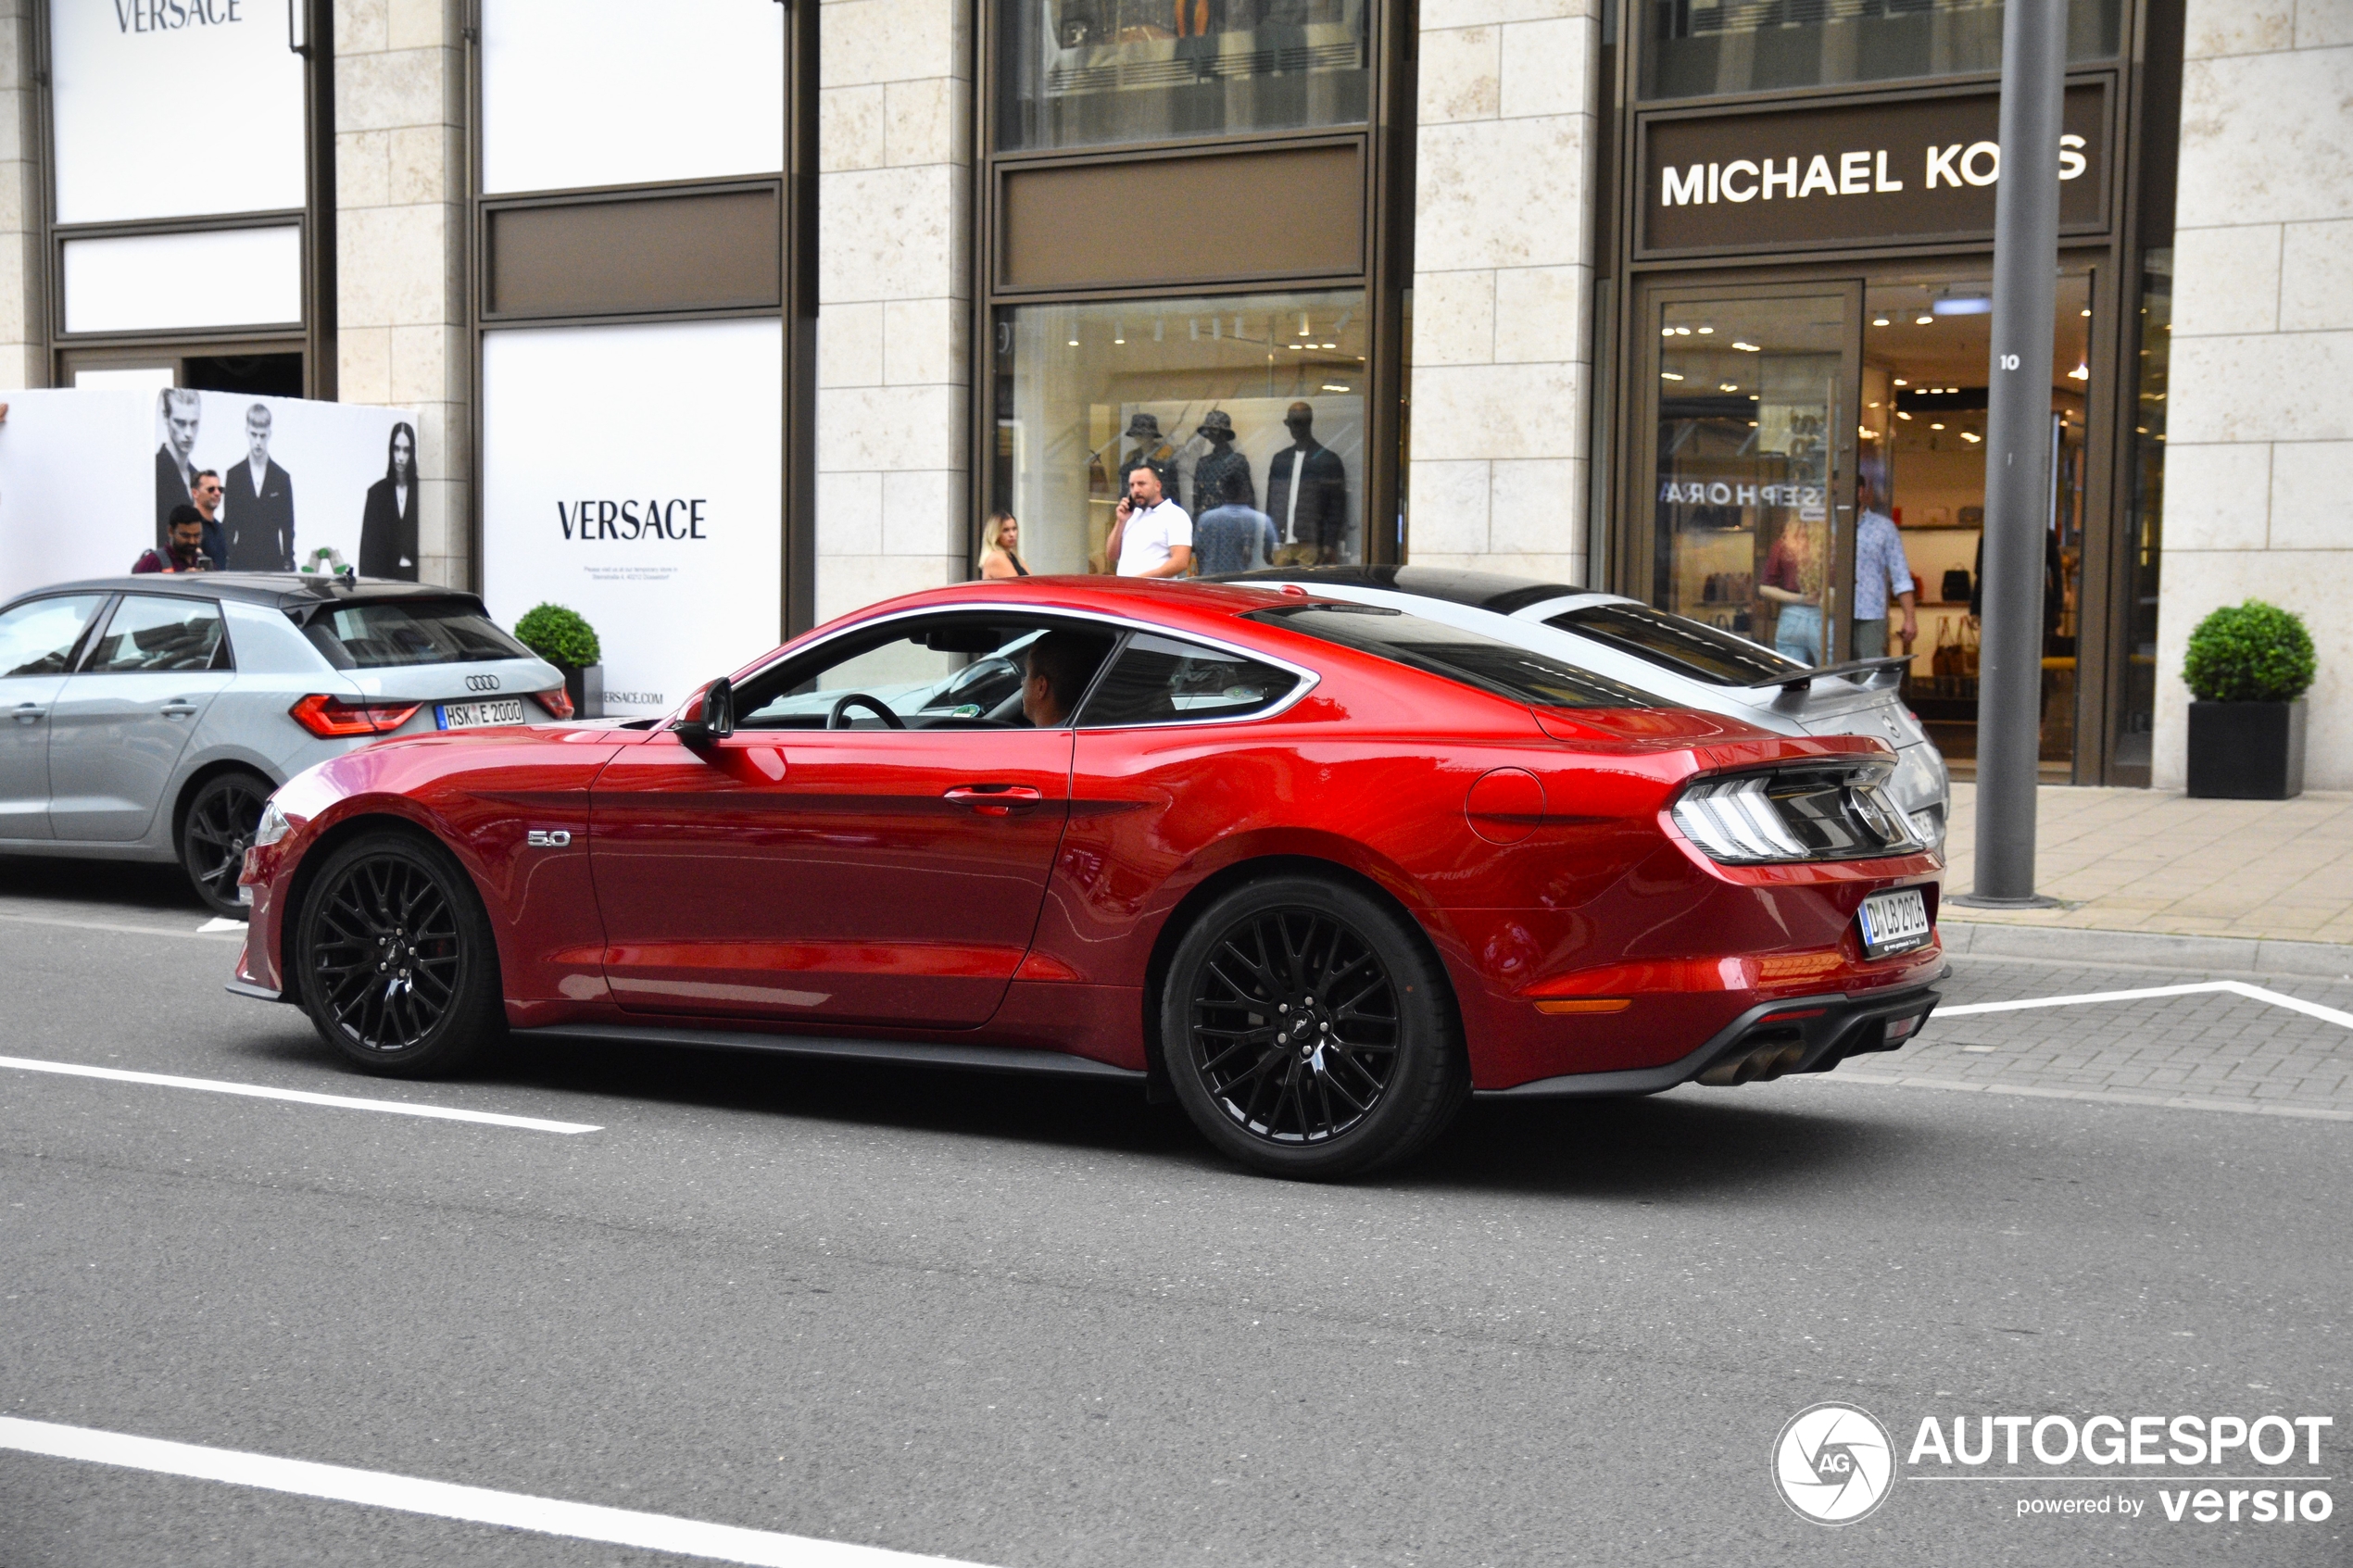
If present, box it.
[1,858,2346,1566]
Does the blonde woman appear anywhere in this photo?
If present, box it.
[976,510,1030,579]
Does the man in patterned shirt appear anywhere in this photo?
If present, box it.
[1850,459,1917,660]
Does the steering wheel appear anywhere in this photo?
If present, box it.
[827,693,907,730]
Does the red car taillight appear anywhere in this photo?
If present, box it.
[530,686,574,720]
[289,693,423,738]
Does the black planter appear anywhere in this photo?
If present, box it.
[562,663,604,721]
[2186,699,2306,799]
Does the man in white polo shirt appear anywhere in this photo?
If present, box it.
[1107,463,1193,578]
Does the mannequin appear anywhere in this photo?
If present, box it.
[1189,408,1254,519]
[1264,401,1348,564]
[1117,411,1180,504]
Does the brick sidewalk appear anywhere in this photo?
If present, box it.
[1940,782,2353,945]
[1777,955,2353,1122]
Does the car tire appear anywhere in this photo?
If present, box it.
[293,829,505,1078]
[178,771,273,918]
[1161,874,1466,1180]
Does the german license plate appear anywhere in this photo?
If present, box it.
[1856,888,1931,958]
[435,698,526,731]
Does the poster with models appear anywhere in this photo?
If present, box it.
[0,389,420,602]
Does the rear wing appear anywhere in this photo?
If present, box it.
[1732,653,1912,696]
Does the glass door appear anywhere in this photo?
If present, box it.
[1636,282,1864,669]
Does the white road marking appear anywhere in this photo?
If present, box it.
[1940,978,2353,1031]
[1803,1073,2353,1123]
[197,916,246,934]
[0,1055,599,1135]
[0,1417,985,1568]
[0,909,244,942]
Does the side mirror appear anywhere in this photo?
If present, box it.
[673,676,735,747]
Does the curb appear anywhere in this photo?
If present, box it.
[1942,919,2353,979]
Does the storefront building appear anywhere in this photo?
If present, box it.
[0,0,2341,787]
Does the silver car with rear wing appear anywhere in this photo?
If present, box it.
[1216,566,1950,847]
[0,574,566,915]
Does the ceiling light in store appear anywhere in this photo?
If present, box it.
[1961,431,1982,443]
[2069,360,2090,380]
[1696,326,1715,334]
[1915,314,1935,325]
[1930,421,1945,431]
[1931,295,1992,316]
[1321,383,1350,393]
[1859,425,1873,438]
[1732,340,1761,352]
[1299,312,1313,336]
[1895,410,1912,420]
[1321,342,1337,349]
[1661,327,1675,337]
[1872,317,1891,327]
[1748,420,1759,427]
[1114,321,1125,344]
[1867,400,1881,408]
[1719,382,1739,392]
[1067,336,1079,346]
[1674,326,1692,335]
[1893,378,1908,386]
[2082,307,2092,317]
[1661,371,1685,381]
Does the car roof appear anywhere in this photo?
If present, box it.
[1210,564,1583,617]
[12,573,485,611]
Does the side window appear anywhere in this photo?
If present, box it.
[82,596,229,674]
[1076,633,1300,727]
[0,595,107,677]
[734,613,1114,731]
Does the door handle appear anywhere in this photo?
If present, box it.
[12,703,43,724]
[943,784,1044,816]
[160,702,200,719]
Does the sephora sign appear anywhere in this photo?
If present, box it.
[480,320,784,719]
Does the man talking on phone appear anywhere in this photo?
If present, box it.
[1106,463,1192,578]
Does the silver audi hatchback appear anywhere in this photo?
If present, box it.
[0,574,567,915]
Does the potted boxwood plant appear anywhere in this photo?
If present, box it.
[514,603,603,720]
[2183,599,2315,799]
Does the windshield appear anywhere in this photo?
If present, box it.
[297,599,535,669]
[1248,604,1662,709]
[1544,602,1806,686]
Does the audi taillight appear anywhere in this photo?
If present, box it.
[530,686,574,720]
[289,693,422,738]
[1669,769,1923,865]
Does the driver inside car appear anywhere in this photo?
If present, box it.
[1019,631,1105,727]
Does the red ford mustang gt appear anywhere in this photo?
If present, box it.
[230,578,1944,1178]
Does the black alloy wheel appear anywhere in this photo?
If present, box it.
[179,771,272,917]
[1163,875,1466,1180]
[295,831,503,1077]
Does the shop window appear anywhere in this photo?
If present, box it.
[1639,0,2121,100]
[997,0,1371,152]
[992,291,1369,575]
[2114,249,2167,780]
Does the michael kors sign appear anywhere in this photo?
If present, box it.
[1640,81,2109,256]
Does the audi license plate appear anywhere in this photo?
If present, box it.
[1856,888,1932,959]
[435,698,526,731]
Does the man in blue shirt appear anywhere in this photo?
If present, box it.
[1191,467,1279,576]
[1851,459,1916,659]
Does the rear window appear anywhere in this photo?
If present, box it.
[1248,604,1661,709]
[296,599,532,670]
[1077,633,1300,727]
[1544,602,1804,686]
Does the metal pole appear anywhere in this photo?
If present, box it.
[1963,0,2067,907]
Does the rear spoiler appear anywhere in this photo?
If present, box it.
[1734,653,1913,695]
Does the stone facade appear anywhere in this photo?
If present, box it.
[813,0,974,624]
[1405,0,1602,583]
[332,0,469,590]
[0,0,37,391]
[2156,0,2353,786]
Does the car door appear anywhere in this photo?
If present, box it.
[0,593,112,842]
[47,592,236,842]
[588,611,1114,1030]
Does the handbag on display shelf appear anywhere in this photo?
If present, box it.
[1931,617,1958,680]
[1958,618,1981,679]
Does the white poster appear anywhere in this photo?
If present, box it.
[481,320,784,719]
[480,0,785,195]
[0,388,419,602]
[49,0,308,226]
